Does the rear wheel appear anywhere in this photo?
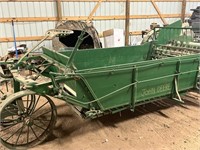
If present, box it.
[0,90,57,149]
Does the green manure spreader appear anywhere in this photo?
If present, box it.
[0,20,199,149]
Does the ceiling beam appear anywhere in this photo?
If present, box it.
[0,36,51,42]
[87,0,104,22]
[0,0,193,2]
[0,14,190,23]
[151,0,168,25]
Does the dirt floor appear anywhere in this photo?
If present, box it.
[0,90,200,150]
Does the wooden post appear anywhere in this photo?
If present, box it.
[151,0,167,25]
[181,0,186,22]
[125,0,130,46]
[56,0,62,21]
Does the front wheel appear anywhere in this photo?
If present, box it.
[0,90,57,149]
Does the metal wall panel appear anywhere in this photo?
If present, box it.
[131,2,157,15]
[96,2,125,16]
[93,20,125,32]
[186,2,200,15]
[156,2,182,14]
[2,22,56,37]
[0,2,55,18]
[0,1,56,56]
[62,2,96,16]
[0,1,198,56]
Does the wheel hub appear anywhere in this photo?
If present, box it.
[24,117,34,126]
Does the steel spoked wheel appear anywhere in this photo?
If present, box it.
[0,90,57,149]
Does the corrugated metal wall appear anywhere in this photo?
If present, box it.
[0,1,56,55]
[0,1,199,56]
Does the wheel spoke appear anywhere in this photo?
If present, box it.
[0,89,4,94]
[27,97,36,115]
[0,92,56,149]
[4,123,24,142]
[1,129,13,138]
[27,126,29,144]
[34,118,48,127]
[0,122,18,132]
[30,125,39,140]
[15,123,25,145]
[5,82,9,92]
[33,122,46,130]
[35,96,40,108]
[32,101,48,115]
[4,107,18,115]
[2,105,18,116]
[34,109,52,119]
[34,118,51,122]
[29,96,40,115]
[26,95,29,108]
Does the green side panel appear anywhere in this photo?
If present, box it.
[178,59,199,90]
[157,20,182,44]
[135,55,199,103]
[137,61,177,81]
[136,61,176,101]
[75,79,96,106]
[42,47,69,65]
[66,78,93,108]
[73,55,199,111]
[136,77,173,101]
[61,43,151,70]
[76,69,132,110]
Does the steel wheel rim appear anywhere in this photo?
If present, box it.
[0,90,57,149]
